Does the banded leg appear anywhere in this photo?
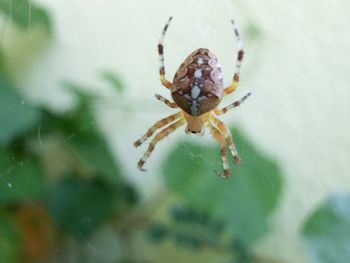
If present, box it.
[210,124,231,178]
[158,16,173,90]
[211,116,240,165]
[134,111,182,147]
[137,118,186,171]
[155,94,178,109]
[223,19,244,96]
[214,92,251,115]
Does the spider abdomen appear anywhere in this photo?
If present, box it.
[172,48,224,116]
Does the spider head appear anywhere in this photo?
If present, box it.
[185,123,204,135]
[183,112,209,136]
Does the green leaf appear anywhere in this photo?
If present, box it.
[46,175,117,240]
[162,128,282,248]
[65,83,122,184]
[146,223,168,243]
[40,107,121,185]
[0,153,44,204]
[100,71,125,94]
[0,213,21,263]
[63,81,97,112]
[301,193,350,263]
[68,135,122,185]
[0,0,51,33]
[41,83,122,185]
[0,74,40,146]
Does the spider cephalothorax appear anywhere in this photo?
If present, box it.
[134,17,251,178]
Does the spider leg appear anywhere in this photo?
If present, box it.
[134,111,183,147]
[211,115,241,165]
[214,92,251,115]
[158,16,173,90]
[155,94,178,109]
[137,118,186,171]
[209,124,231,178]
[223,19,244,97]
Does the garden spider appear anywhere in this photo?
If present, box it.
[134,17,251,178]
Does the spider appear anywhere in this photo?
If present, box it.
[134,17,251,178]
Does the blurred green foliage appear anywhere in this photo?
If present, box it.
[0,0,51,33]
[0,74,40,146]
[0,70,138,261]
[37,84,136,238]
[100,71,125,95]
[0,155,44,204]
[301,193,350,263]
[147,204,255,263]
[162,128,283,248]
[0,2,138,255]
[0,1,140,259]
[42,82,123,186]
[0,214,20,263]
[46,175,117,241]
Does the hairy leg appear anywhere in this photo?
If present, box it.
[155,94,178,109]
[134,111,183,147]
[158,16,173,90]
[210,124,231,178]
[223,19,244,96]
[211,115,240,164]
[214,92,251,115]
[137,118,186,171]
